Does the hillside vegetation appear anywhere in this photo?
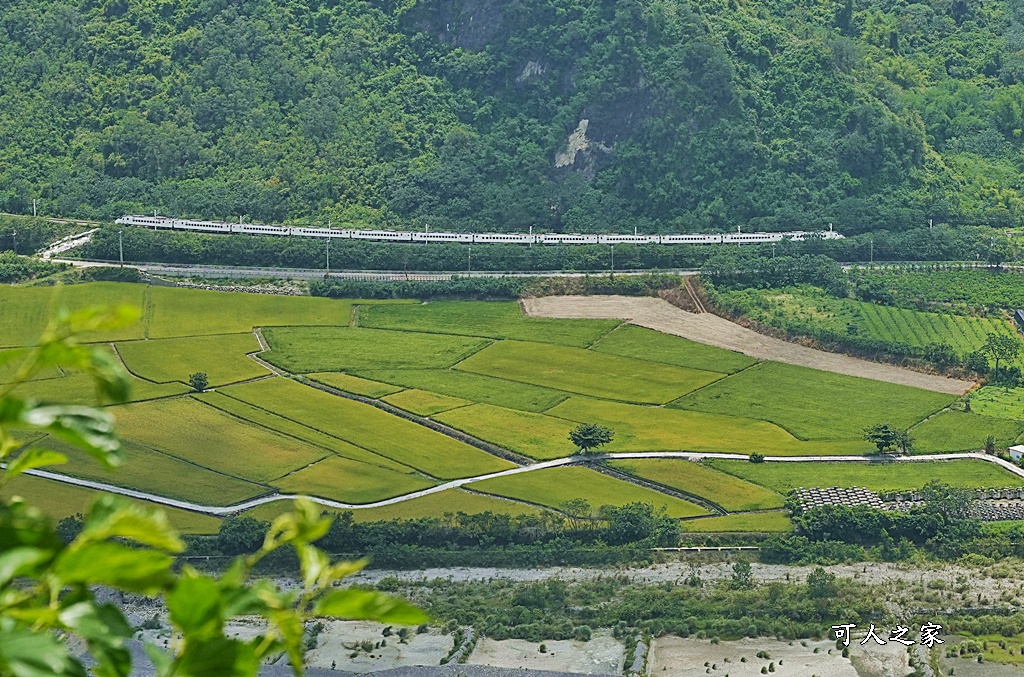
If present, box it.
[3,0,1024,231]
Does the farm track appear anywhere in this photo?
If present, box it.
[522,295,975,395]
[20,451,1024,517]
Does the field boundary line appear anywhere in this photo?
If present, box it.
[296,376,532,466]
[663,361,764,408]
[593,463,727,516]
[460,486,579,518]
[19,450,1024,517]
[249,328,286,376]
[523,295,975,394]
[191,390,414,474]
[142,286,153,338]
[108,342,166,386]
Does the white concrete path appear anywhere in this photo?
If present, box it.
[21,451,1023,517]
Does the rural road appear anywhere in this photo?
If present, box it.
[19,450,1023,517]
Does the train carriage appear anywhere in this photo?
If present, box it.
[114,215,843,247]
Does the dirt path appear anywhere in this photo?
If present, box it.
[523,296,974,395]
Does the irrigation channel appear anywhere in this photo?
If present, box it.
[18,451,1024,517]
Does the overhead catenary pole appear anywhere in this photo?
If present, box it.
[32,199,37,217]
[11,229,16,254]
[467,246,472,275]
[326,237,330,275]
[118,230,124,268]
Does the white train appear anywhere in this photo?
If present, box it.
[114,215,843,245]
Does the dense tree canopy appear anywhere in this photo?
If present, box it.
[3,0,1024,232]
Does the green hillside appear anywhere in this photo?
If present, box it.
[2,0,1023,231]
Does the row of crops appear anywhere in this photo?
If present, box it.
[855,302,1016,355]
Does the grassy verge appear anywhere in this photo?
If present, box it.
[680,511,793,533]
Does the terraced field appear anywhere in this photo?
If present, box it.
[716,284,1020,365]
[7,282,1024,536]
[855,301,1015,354]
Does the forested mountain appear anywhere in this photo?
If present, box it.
[1,0,1023,233]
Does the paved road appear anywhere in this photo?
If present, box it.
[49,258,701,280]
[50,257,1009,280]
[19,451,1022,517]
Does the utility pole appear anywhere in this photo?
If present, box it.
[118,230,124,268]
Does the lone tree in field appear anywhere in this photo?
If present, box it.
[189,371,209,392]
[895,429,914,455]
[570,423,614,454]
[982,333,1021,375]
[863,422,907,454]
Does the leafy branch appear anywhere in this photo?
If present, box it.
[0,305,427,677]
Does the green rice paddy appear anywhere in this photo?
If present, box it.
[219,379,514,479]
[608,459,785,511]
[116,333,266,386]
[672,361,955,439]
[4,281,1017,533]
[359,300,620,347]
[457,340,724,404]
[263,326,489,372]
[680,511,793,533]
[709,458,1024,493]
[471,466,710,518]
[381,389,472,416]
[590,324,757,373]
